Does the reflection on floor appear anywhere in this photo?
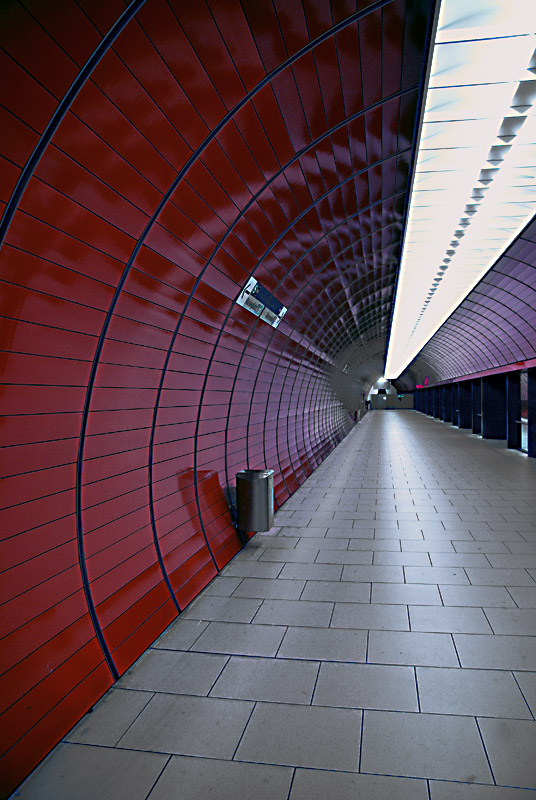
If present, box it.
[13,411,536,799]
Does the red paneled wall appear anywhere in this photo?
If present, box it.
[0,0,432,793]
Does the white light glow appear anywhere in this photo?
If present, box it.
[385,0,536,379]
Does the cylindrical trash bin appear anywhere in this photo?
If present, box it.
[236,469,274,532]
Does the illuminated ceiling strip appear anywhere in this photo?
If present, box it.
[385,0,536,379]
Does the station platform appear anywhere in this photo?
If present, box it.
[13,411,536,799]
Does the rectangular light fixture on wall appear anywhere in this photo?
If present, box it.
[236,277,287,328]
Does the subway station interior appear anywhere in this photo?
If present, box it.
[1,0,536,797]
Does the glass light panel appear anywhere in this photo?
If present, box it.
[385,0,536,379]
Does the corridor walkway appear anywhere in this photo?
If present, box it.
[13,411,536,799]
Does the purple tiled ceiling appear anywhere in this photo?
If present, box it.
[402,217,536,386]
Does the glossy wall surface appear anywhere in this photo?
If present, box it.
[0,0,434,793]
[400,218,536,387]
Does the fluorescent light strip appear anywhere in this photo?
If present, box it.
[384,0,536,379]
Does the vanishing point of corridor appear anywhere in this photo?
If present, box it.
[14,411,536,799]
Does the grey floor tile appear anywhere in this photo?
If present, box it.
[416,667,531,718]
[487,554,536,569]
[506,542,536,554]
[373,551,431,566]
[342,565,404,583]
[409,605,492,633]
[374,527,423,539]
[454,634,536,670]
[210,655,318,704]
[488,522,536,533]
[404,566,470,584]
[349,538,400,551]
[252,598,333,627]
[361,710,493,783]
[12,743,168,800]
[295,537,350,550]
[332,511,376,520]
[273,512,305,525]
[315,550,372,564]
[372,582,442,605]
[430,553,491,568]
[190,621,286,657]
[440,585,516,607]
[235,702,362,771]
[278,525,327,535]
[471,530,526,542]
[423,532,476,544]
[202,576,244,597]
[399,518,445,530]
[443,522,489,533]
[259,548,318,563]
[331,602,410,631]
[377,512,418,521]
[118,693,253,758]
[149,756,293,800]
[116,649,227,695]
[484,608,536,635]
[232,577,305,600]
[178,595,263,623]
[513,672,536,717]
[465,568,536,586]
[252,536,297,549]
[290,769,428,800]
[278,563,343,581]
[65,688,153,746]
[221,561,284,578]
[233,547,265,562]
[430,781,536,798]
[301,580,370,603]
[313,662,418,711]
[368,630,459,667]
[399,520,444,532]
[152,619,209,650]
[329,526,376,538]
[277,626,367,662]
[478,718,536,789]
[424,529,476,541]
[453,541,510,553]
[322,518,356,528]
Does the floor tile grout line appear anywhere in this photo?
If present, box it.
[285,767,297,800]
[474,715,497,786]
[144,753,172,800]
[413,666,422,716]
[511,671,536,722]
[113,690,157,749]
[450,633,463,669]
[357,707,365,773]
[309,659,322,707]
[231,700,258,762]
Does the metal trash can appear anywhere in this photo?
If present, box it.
[236,469,274,532]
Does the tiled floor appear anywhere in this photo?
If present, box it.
[13,411,536,799]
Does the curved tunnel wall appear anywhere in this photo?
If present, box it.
[0,0,434,792]
[400,217,536,387]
